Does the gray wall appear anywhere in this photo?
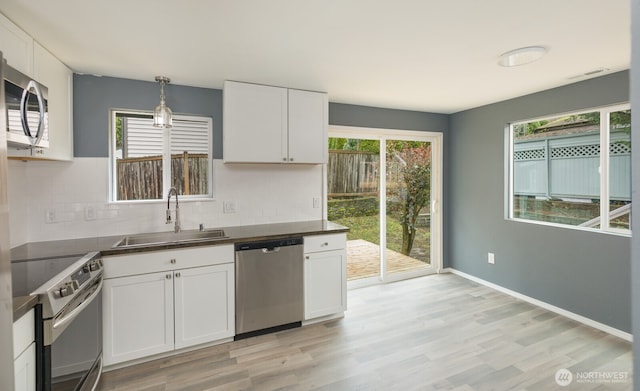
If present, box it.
[630,0,639,383]
[449,71,631,332]
[73,77,450,161]
[329,102,449,132]
[73,75,223,158]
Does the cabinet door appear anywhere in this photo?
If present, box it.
[14,342,36,391]
[304,249,347,320]
[0,13,33,75]
[288,89,328,164]
[33,43,73,161]
[174,264,235,349]
[103,272,174,365]
[224,81,287,163]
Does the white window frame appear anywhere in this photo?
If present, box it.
[506,103,631,236]
[109,109,215,203]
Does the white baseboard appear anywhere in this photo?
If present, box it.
[442,268,632,342]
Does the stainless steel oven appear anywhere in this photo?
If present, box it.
[12,252,103,391]
[4,63,49,149]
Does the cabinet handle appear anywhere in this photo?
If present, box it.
[323,242,329,246]
[170,259,176,264]
[175,272,181,278]
[283,157,287,161]
[290,157,294,161]
[305,256,309,260]
[166,274,172,279]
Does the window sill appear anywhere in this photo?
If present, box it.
[506,217,631,238]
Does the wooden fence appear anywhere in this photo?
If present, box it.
[116,152,208,200]
[328,150,379,197]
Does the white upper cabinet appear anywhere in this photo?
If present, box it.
[224,81,288,163]
[223,80,328,164]
[32,43,73,160]
[288,88,328,164]
[0,12,33,76]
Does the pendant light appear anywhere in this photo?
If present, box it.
[153,76,173,128]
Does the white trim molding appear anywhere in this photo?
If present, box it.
[442,268,632,342]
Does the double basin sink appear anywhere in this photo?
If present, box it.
[113,229,228,248]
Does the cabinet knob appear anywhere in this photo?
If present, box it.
[166,274,172,279]
[290,158,294,161]
[305,256,309,260]
[283,157,287,161]
[323,242,329,246]
[170,259,176,264]
[175,272,181,278]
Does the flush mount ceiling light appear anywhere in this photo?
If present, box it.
[153,76,173,128]
[498,46,547,67]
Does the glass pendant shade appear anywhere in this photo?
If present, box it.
[153,101,172,128]
[153,76,173,128]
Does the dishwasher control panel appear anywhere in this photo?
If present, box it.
[235,237,303,251]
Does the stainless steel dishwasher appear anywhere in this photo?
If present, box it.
[235,237,304,339]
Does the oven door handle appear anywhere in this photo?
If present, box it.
[53,277,103,331]
[90,355,103,391]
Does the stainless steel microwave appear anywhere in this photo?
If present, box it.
[4,64,49,148]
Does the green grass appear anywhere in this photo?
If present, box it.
[333,214,431,262]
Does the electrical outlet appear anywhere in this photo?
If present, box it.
[223,201,237,214]
[84,206,96,221]
[313,197,320,208]
[488,252,495,264]
[45,209,56,224]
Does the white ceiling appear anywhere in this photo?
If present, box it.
[0,0,630,114]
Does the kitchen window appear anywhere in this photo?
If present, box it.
[507,104,631,234]
[110,110,213,202]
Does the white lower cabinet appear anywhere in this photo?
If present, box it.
[13,309,36,391]
[14,343,36,391]
[174,264,234,349]
[102,245,235,366]
[103,271,174,365]
[303,234,347,320]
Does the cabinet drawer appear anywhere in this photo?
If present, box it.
[304,233,346,254]
[13,309,34,359]
[103,244,234,279]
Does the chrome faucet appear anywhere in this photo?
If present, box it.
[166,187,181,233]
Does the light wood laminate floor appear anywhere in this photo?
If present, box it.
[97,273,632,390]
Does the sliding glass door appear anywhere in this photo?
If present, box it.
[384,139,433,280]
[328,127,442,286]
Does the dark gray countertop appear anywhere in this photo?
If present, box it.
[13,295,38,320]
[11,220,349,317]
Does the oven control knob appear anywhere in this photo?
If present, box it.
[89,261,101,272]
[59,282,75,297]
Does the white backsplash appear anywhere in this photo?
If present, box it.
[8,158,324,246]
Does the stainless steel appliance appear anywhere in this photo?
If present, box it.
[12,252,104,391]
[4,62,49,149]
[0,51,16,391]
[235,237,304,339]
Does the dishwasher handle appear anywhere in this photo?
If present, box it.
[262,247,281,254]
